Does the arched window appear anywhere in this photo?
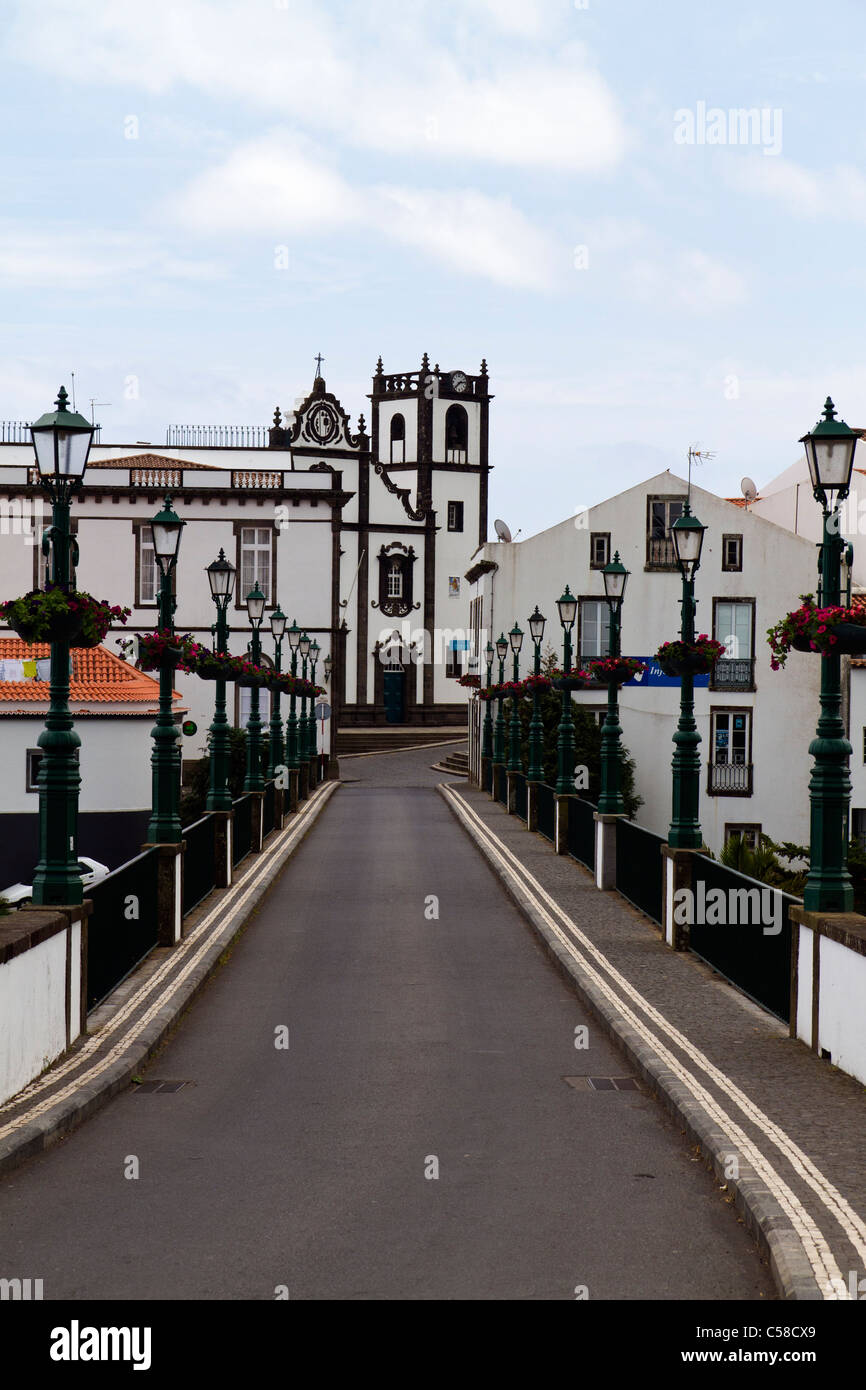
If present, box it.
[387,560,403,598]
[445,404,469,463]
[390,413,406,464]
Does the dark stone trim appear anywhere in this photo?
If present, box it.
[465,558,498,585]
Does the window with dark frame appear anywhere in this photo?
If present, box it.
[390,413,406,464]
[135,524,160,606]
[722,534,743,571]
[447,501,464,532]
[578,598,612,659]
[446,645,465,678]
[646,496,685,567]
[590,532,610,569]
[724,823,762,852]
[445,404,469,463]
[236,525,275,606]
[26,748,43,793]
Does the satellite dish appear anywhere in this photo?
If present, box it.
[740,477,758,505]
[494,519,513,542]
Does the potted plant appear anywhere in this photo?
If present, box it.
[587,656,647,686]
[226,655,269,687]
[767,593,866,669]
[655,635,725,677]
[457,673,481,689]
[136,630,194,671]
[185,641,232,681]
[0,587,131,648]
[548,665,594,692]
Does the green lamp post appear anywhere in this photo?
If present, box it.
[526,606,547,782]
[285,619,301,767]
[309,639,321,781]
[801,398,858,911]
[506,622,524,773]
[493,633,508,764]
[298,631,312,763]
[243,581,266,793]
[267,606,287,778]
[482,640,495,759]
[146,496,186,843]
[667,503,707,848]
[205,548,236,811]
[555,585,577,795]
[29,387,94,906]
[598,554,630,814]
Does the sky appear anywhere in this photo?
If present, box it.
[2,0,866,538]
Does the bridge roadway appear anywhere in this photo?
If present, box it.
[0,747,773,1300]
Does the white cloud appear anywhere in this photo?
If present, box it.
[0,225,225,289]
[625,249,746,312]
[728,157,866,221]
[170,132,559,289]
[7,1,626,173]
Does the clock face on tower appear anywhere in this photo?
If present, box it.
[451,371,468,393]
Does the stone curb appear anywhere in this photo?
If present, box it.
[438,784,824,1302]
[0,783,340,1179]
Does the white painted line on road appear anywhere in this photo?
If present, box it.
[443,784,859,1298]
[0,783,339,1141]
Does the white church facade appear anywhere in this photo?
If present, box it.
[0,355,491,784]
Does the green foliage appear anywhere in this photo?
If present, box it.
[720,833,809,896]
[507,647,643,817]
[180,728,271,826]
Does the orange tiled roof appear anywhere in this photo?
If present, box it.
[725,496,762,508]
[88,453,223,471]
[0,639,179,706]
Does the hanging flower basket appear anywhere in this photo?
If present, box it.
[655,635,725,677]
[136,630,192,671]
[587,657,647,686]
[548,666,594,692]
[457,673,481,689]
[183,641,232,681]
[0,588,130,649]
[768,595,866,669]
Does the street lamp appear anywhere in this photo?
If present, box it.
[667,502,707,848]
[482,640,495,760]
[285,618,301,768]
[147,496,186,843]
[598,554,630,814]
[299,631,312,765]
[309,639,321,781]
[324,654,333,683]
[243,581,266,793]
[29,387,94,906]
[526,606,546,782]
[800,398,858,911]
[507,621,524,773]
[205,548,236,811]
[493,633,508,765]
[554,585,577,795]
[268,605,287,778]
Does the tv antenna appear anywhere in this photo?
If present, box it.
[70,372,76,411]
[687,443,716,499]
[90,398,111,427]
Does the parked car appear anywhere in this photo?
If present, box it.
[1,857,110,908]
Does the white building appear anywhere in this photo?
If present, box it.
[466,471,824,856]
[0,356,491,770]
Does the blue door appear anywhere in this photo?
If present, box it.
[383,670,405,723]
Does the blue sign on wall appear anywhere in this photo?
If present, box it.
[622,658,710,689]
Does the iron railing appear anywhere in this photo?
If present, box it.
[567,797,596,870]
[513,771,528,821]
[86,849,160,1009]
[182,815,217,915]
[232,794,253,865]
[535,782,555,842]
[495,769,508,806]
[615,819,665,925]
[263,781,276,837]
[645,535,678,568]
[690,855,797,1021]
[708,762,753,795]
[2,421,101,444]
[483,760,493,793]
[165,425,269,448]
[710,658,755,691]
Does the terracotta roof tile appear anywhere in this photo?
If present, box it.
[0,639,182,705]
[725,496,762,508]
[88,452,223,471]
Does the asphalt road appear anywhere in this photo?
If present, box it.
[0,747,774,1300]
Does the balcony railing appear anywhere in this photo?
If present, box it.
[708,761,753,795]
[645,535,678,569]
[5,421,100,445]
[710,658,755,691]
[165,425,269,448]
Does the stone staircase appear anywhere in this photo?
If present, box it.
[337,727,467,757]
[435,748,469,776]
